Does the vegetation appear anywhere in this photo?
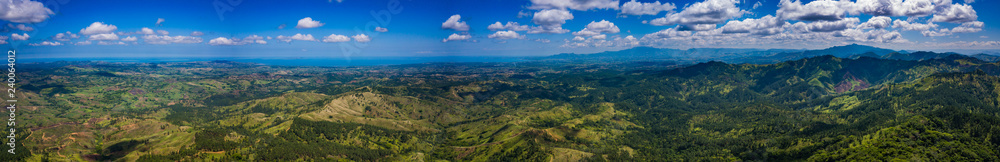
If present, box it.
[6,47,1000,161]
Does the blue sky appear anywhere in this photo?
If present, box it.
[2,0,999,59]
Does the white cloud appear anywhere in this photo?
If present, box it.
[777,0,856,21]
[564,35,640,48]
[488,21,530,31]
[156,18,165,26]
[296,17,325,28]
[375,27,388,32]
[678,24,718,31]
[720,15,786,35]
[276,33,318,42]
[52,32,79,41]
[97,41,125,45]
[0,36,6,44]
[648,0,747,27]
[88,33,119,41]
[8,24,32,31]
[488,30,525,39]
[121,36,137,41]
[620,0,676,15]
[74,41,90,45]
[29,41,62,46]
[529,9,574,34]
[529,0,619,10]
[950,21,983,33]
[442,33,471,42]
[641,27,693,40]
[80,22,118,35]
[857,16,891,29]
[353,34,371,42]
[573,36,585,41]
[853,0,939,17]
[322,34,351,42]
[891,20,938,31]
[789,17,860,32]
[965,0,974,3]
[931,4,977,23]
[441,14,470,31]
[142,35,203,44]
[573,20,620,36]
[208,37,239,45]
[191,31,204,36]
[0,0,54,23]
[10,33,28,40]
[834,29,906,43]
[138,28,155,35]
[157,30,169,35]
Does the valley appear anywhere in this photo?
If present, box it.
[5,45,1000,161]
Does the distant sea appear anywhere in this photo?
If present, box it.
[20,56,529,67]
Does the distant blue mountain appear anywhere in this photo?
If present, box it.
[539,44,993,65]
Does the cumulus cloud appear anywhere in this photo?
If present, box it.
[641,27,693,40]
[857,16,891,29]
[276,33,318,42]
[296,17,325,28]
[97,41,125,45]
[489,30,525,39]
[572,20,620,37]
[565,35,640,48]
[891,20,938,31]
[353,34,371,42]
[156,18,165,26]
[529,0,619,10]
[442,33,472,42]
[52,32,79,41]
[834,29,906,43]
[441,14,470,31]
[121,36,137,41]
[322,34,351,42]
[191,31,204,36]
[0,0,54,23]
[244,35,266,44]
[789,17,860,32]
[29,41,62,46]
[138,28,155,35]
[529,9,574,34]
[80,22,118,35]
[620,0,676,15]
[931,4,977,23]
[157,30,169,35]
[648,0,747,28]
[142,35,203,44]
[88,33,119,41]
[208,37,239,45]
[8,24,32,31]
[920,21,984,36]
[720,15,786,35]
[777,0,855,21]
[853,0,939,17]
[488,22,530,31]
[74,41,90,45]
[950,21,983,33]
[375,27,388,32]
[10,33,28,40]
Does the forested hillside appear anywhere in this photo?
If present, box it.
[6,53,1000,161]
